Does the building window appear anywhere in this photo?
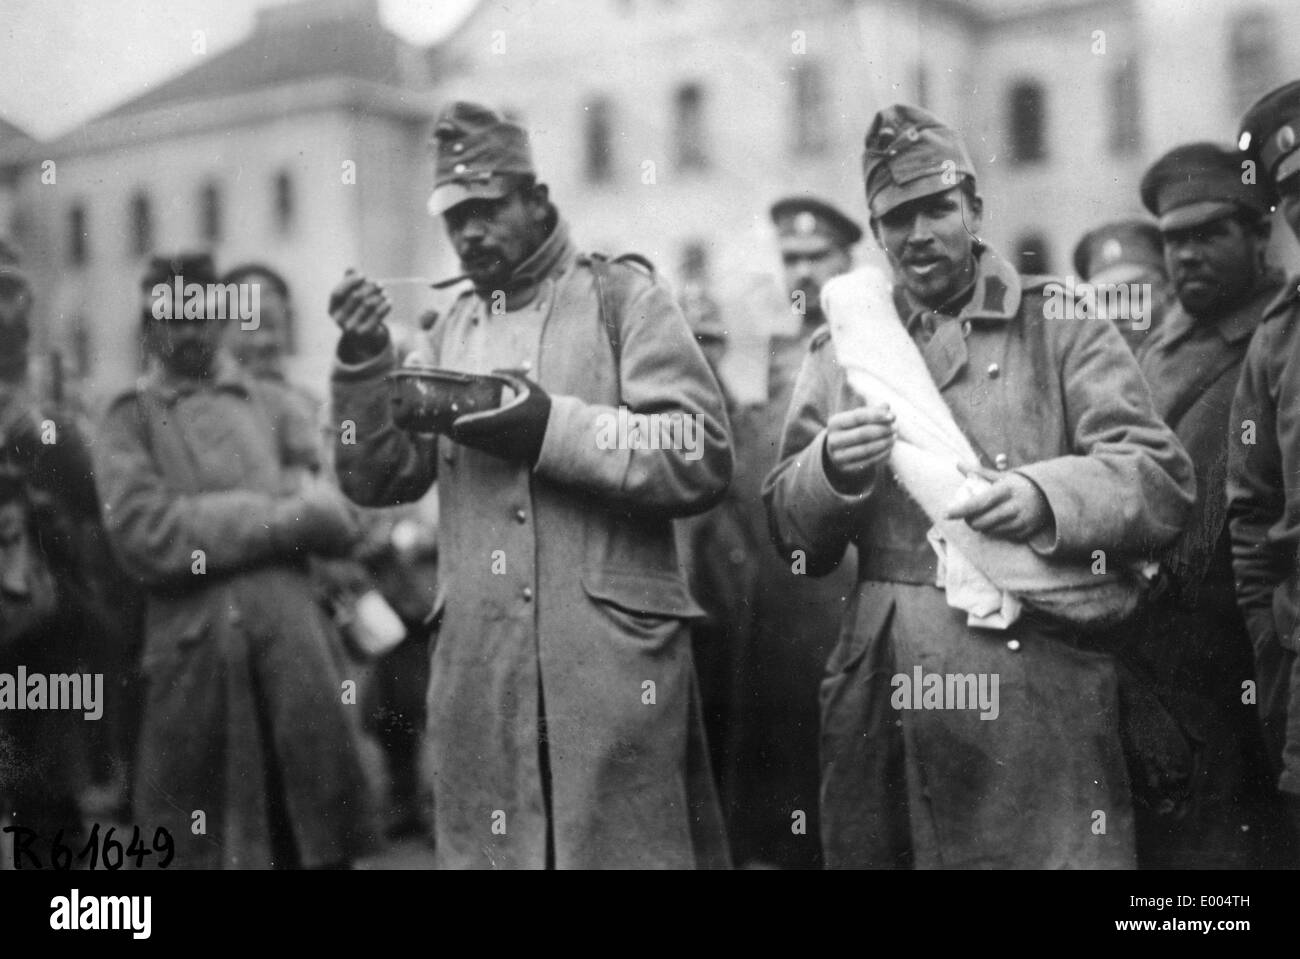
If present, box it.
[1015,233,1052,274]
[1109,61,1141,156]
[200,181,222,244]
[915,62,931,110]
[674,83,709,172]
[791,61,828,155]
[70,314,92,377]
[1229,10,1279,114]
[68,203,88,266]
[584,97,615,184]
[273,170,294,235]
[129,191,152,257]
[1008,80,1047,165]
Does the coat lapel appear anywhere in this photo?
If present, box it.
[922,317,968,391]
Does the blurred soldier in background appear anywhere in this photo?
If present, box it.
[1231,79,1300,862]
[675,267,759,858]
[1127,143,1280,868]
[221,263,299,386]
[0,243,107,867]
[221,261,436,841]
[722,197,861,868]
[1072,219,1170,355]
[94,253,374,868]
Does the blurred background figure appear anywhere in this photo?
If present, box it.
[1072,219,1171,355]
[1127,142,1282,868]
[709,197,861,868]
[222,262,299,384]
[0,240,116,868]
[93,252,375,869]
[675,252,758,859]
[1230,78,1300,865]
[221,260,438,844]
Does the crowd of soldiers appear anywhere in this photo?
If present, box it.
[6,77,1300,870]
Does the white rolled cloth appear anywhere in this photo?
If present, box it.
[823,264,1145,629]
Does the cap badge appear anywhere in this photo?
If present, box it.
[794,212,817,235]
[1279,125,1297,153]
[1101,238,1123,264]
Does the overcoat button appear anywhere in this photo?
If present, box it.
[1007,639,1021,652]
[994,453,1009,470]
[987,363,1000,378]
[522,587,534,602]
[514,508,527,523]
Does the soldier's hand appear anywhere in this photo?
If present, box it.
[331,269,392,362]
[822,402,896,491]
[273,474,361,558]
[946,465,1054,542]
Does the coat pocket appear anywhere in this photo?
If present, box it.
[581,567,705,645]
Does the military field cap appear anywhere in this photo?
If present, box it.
[1239,79,1300,192]
[140,252,217,290]
[770,196,863,254]
[428,101,535,216]
[1072,219,1165,283]
[1140,141,1269,232]
[863,103,977,218]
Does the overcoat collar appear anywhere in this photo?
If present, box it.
[893,245,1022,390]
[141,350,252,406]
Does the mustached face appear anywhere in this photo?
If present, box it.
[1161,214,1263,320]
[142,286,225,378]
[873,186,982,307]
[779,239,851,320]
[442,185,551,292]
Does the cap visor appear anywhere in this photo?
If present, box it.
[1158,200,1238,232]
[869,172,961,218]
[1087,263,1163,287]
[427,179,512,216]
[776,234,837,256]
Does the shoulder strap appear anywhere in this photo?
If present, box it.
[588,254,621,387]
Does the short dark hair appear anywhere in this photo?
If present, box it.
[142,252,217,290]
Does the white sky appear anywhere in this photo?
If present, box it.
[0,0,479,141]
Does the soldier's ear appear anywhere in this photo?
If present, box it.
[1253,213,1272,243]
[525,182,551,222]
[869,218,882,247]
[963,189,985,233]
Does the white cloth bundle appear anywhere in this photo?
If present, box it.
[823,264,1144,629]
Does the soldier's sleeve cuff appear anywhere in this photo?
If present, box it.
[1013,462,1074,557]
[333,339,397,382]
[807,429,877,508]
[534,393,591,479]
